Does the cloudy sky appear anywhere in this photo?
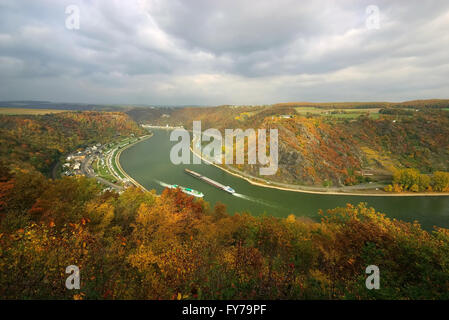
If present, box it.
[0,0,448,105]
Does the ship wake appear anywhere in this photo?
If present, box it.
[233,192,279,208]
[155,179,172,188]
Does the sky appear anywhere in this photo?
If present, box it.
[0,0,448,105]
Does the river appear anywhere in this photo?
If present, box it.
[120,129,449,230]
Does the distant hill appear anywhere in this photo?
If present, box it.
[0,101,112,111]
[2,99,448,123]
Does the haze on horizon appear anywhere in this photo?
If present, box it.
[0,0,448,106]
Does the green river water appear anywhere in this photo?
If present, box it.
[120,130,449,230]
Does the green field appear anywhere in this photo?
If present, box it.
[0,107,69,115]
[295,107,380,119]
[112,148,126,179]
[93,159,117,183]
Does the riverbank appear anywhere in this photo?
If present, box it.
[189,144,449,197]
[115,129,449,197]
[141,125,184,130]
[115,133,153,192]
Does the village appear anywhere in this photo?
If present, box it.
[61,134,143,192]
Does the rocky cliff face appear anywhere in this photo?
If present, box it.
[236,118,364,186]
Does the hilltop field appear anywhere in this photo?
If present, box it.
[0,108,70,115]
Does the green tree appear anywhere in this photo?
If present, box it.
[432,171,449,192]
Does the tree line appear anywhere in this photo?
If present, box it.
[385,169,449,192]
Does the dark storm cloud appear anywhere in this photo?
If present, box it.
[0,0,448,104]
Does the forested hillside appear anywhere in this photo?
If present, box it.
[1,168,449,299]
[135,101,449,188]
[250,109,449,187]
[0,112,144,175]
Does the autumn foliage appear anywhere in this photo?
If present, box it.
[1,167,449,299]
[384,169,449,192]
[1,107,449,299]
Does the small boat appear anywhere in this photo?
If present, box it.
[223,186,236,194]
[167,184,204,198]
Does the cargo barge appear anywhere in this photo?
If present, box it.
[184,169,236,194]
